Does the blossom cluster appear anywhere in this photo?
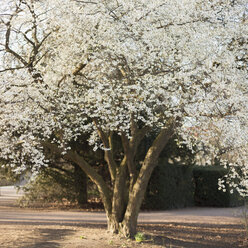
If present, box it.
[0,0,247,194]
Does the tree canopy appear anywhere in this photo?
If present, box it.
[0,0,247,236]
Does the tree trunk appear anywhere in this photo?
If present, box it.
[119,126,175,237]
[42,123,175,239]
[107,212,137,237]
[107,214,120,234]
[119,176,149,237]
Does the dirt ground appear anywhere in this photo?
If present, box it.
[0,216,246,248]
[0,186,247,248]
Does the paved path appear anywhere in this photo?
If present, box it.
[0,207,242,226]
[0,186,243,226]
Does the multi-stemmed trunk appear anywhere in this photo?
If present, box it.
[106,127,174,236]
[103,124,175,237]
[44,121,175,238]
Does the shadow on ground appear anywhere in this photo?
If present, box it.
[19,228,74,248]
[0,221,245,248]
[139,222,245,248]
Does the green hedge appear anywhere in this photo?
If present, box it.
[143,159,195,210]
[193,166,242,207]
[143,163,242,210]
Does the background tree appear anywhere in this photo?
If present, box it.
[0,0,247,237]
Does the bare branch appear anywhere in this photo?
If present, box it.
[38,31,52,48]
[74,1,98,4]
[11,28,35,47]
[5,21,28,66]
[33,50,49,66]
[23,1,39,46]
[0,66,25,73]
[157,18,224,30]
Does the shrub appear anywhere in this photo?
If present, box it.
[193,166,242,207]
[144,163,242,210]
[0,166,17,186]
[143,159,195,210]
[19,165,87,207]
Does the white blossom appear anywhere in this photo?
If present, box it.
[0,0,247,194]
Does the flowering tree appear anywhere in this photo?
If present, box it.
[0,0,247,237]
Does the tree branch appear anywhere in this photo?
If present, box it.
[0,66,25,73]
[121,122,150,189]
[123,121,176,228]
[42,141,112,214]
[57,61,88,87]
[93,119,117,182]
[121,134,136,185]
[5,21,28,66]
